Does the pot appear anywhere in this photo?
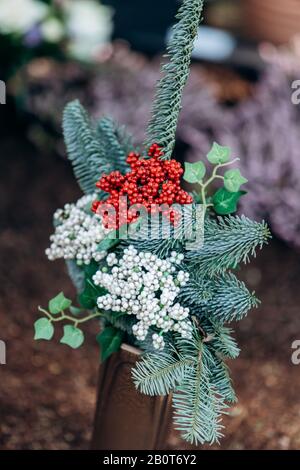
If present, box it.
[91,344,173,450]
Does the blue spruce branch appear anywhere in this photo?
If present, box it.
[132,346,193,396]
[179,271,260,323]
[63,100,104,194]
[173,334,227,445]
[201,273,260,323]
[186,215,271,276]
[63,100,134,194]
[204,321,240,359]
[96,117,134,174]
[145,0,204,159]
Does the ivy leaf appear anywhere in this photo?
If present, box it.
[78,283,97,309]
[34,318,54,341]
[207,142,231,164]
[183,161,206,184]
[78,280,106,310]
[83,260,99,279]
[224,169,248,193]
[60,325,84,349]
[212,188,247,215]
[78,262,101,309]
[96,327,124,362]
[48,292,72,315]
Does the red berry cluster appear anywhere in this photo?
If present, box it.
[92,143,193,229]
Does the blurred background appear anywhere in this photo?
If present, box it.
[1,0,300,450]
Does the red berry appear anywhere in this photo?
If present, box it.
[93,144,193,228]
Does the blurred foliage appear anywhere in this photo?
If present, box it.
[0,0,113,80]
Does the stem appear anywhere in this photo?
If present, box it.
[38,307,53,320]
[58,312,102,324]
[38,306,103,325]
[199,158,240,211]
[203,158,240,190]
[201,185,207,209]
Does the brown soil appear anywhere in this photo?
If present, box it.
[0,136,300,450]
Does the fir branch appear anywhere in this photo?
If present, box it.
[173,335,227,445]
[63,100,134,194]
[179,271,259,323]
[206,321,240,359]
[126,204,199,257]
[202,273,260,322]
[132,347,193,396]
[177,275,214,307]
[206,349,237,404]
[145,0,204,159]
[127,237,183,259]
[63,100,107,194]
[96,117,134,174]
[134,331,230,445]
[186,215,271,276]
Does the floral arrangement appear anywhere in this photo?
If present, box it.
[35,0,270,445]
[0,0,113,77]
[91,54,300,249]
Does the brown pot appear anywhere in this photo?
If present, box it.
[243,0,300,44]
[91,344,173,450]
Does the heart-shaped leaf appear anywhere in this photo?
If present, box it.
[96,327,123,362]
[34,318,54,341]
[78,287,97,310]
[48,292,72,315]
[78,280,106,310]
[224,169,248,193]
[60,325,84,349]
[83,260,99,279]
[213,188,246,215]
[207,142,231,164]
[184,161,206,184]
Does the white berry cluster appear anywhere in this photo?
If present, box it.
[93,246,192,350]
[46,194,108,265]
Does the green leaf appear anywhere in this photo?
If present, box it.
[60,325,84,349]
[78,284,97,310]
[48,292,72,315]
[183,161,206,184]
[34,318,54,341]
[96,327,123,361]
[212,188,246,215]
[83,260,99,279]
[97,237,119,252]
[78,279,106,310]
[224,169,248,193]
[207,142,231,164]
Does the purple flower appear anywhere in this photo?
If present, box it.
[23,25,42,48]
